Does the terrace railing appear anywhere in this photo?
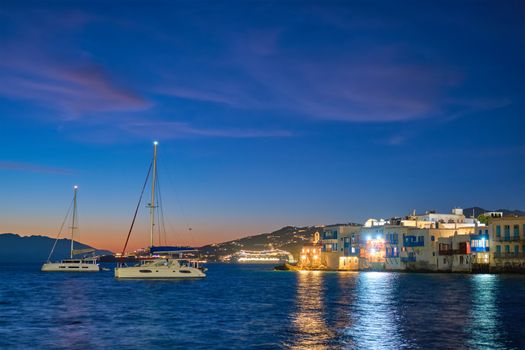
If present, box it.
[494,236,522,242]
[493,252,525,259]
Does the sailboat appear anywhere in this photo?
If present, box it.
[114,141,206,279]
[41,186,100,272]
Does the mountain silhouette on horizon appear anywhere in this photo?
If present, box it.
[462,207,525,218]
[0,233,113,263]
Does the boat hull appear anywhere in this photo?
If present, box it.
[41,262,100,272]
[114,266,206,279]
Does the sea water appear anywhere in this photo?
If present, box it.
[0,264,524,349]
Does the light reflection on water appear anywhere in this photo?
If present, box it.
[345,272,408,350]
[467,274,507,349]
[290,271,334,350]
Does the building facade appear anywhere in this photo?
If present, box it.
[320,223,361,270]
[490,216,525,272]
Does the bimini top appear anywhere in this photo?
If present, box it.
[150,246,197,254]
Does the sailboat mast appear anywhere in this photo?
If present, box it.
[149,141,158,247]
[70,185,78,259]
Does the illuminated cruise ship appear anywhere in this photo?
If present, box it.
[230,249,296,264]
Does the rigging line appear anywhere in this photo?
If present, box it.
[159,169,178,246]
[161,186,168,246]
[121,161,152,256]
[47,198,74,262]
[160,179,168,246]
[156,173,169,246]
[155,172,163,246]
[158,154,193,237]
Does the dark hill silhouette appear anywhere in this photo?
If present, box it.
[463,207,525,218]
[0,233,112,263]
[199,225,323,262]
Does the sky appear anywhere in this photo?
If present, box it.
[0,0,524,252]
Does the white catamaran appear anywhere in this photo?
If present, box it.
[41,186,100,272]
[114,141,206,279]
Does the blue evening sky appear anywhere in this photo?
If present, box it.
[0,0,523,249]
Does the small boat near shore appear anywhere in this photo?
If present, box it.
[42,186,100,272]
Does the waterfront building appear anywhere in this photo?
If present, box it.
[400,226,477,271]
[384,225,413,271]
[312,209,495,273]
[437,234,472,272]
[490,216,525,272]
[359,225,386,270]
[320,223,361,270]
[470,227,490,272]
[299,231,322,269]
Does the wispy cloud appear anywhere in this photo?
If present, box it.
[0,161,72,174]
[0,58,151,116]
[0,9,151,118]
[122,121,294,139]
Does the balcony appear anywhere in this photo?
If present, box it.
[470,247,490,253]
[403,241,424,247]
[438,248,468,256]
[494,236,522,242]
[494,252,525,259]
[401,256,416,263]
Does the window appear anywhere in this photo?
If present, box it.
[505,245,510,253]
[496,225,501,237]
[504,225,510,237]
[460,256,464,264]
[514,225,520,238]
[514,245,519,255]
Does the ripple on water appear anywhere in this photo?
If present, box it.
[0,264,524,349]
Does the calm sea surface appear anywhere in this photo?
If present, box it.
[0,263,524,349]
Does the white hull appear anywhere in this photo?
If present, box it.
[41,261,100,272]
[115,259,205,279]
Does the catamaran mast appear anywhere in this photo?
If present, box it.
[70,185,78,259]
[149,141,158,247]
